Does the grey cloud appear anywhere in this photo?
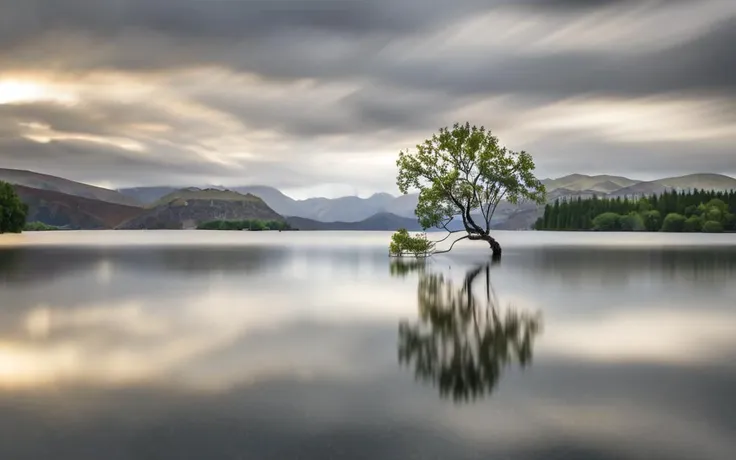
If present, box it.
[0,0,734,190]
[195,83,462,139]
[379,17,736,99]
[519,134,736,180]
[514,0,670,10]
[0,0,487,45]
[0,137,234,183]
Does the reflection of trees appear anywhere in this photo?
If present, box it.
[389,259,428,278]
[396,261,542,403]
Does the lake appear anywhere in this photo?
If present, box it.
[0,230,735,460]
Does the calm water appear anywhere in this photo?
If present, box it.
[0,231,735,460]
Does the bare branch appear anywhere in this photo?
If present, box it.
[433,229,466,244]
[433,235,470,254]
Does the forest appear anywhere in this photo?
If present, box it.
[534,189,736,233]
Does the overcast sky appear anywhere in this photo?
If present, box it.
[0,0,734,198]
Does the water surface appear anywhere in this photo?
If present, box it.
[0,231,735,460]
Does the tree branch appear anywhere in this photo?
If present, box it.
[433,235,470,254]
[433,228,466,244]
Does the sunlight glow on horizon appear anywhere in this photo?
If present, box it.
[0,79,77,105]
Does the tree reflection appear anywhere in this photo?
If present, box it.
[395,260,542,403]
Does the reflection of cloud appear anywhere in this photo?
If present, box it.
[542,309,736,364]
[0,281,412,390]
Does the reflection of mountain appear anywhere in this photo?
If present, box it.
[395,261,542,403]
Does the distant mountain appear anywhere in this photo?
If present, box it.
[229,186,301,216]
[13,185,143,229]
[0,169,142,207]
[655,173,736,191]
[609,173,736,198]
[542,174,639,192]
[117,188,284,229]
[116,186,179,205]
[286,212,424,231]
[22,168,732,231]
[234,187,401,222]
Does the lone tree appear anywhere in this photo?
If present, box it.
[0,181,28,234]
[396,123,546,257]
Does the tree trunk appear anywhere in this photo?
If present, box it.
[480,234,502,259]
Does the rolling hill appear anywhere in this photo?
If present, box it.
[13,185,143,229]
[117,188,284,229]
[542,174,639,192]
[113,186,179,205]
[0,169,142,207]
[11,168,736,232]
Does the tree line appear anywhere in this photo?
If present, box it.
[197,219,292,231]
[534,189,736,233]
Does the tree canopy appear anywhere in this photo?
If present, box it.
[0,181,27,234]
[534,189,736,233]
[396,122,545,256]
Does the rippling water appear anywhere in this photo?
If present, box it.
[0,230,734,459]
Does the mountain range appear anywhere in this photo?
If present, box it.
[1,168,735,231]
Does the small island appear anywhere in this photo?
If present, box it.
[197,219,293,231]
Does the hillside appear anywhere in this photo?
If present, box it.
[19,168,736,231]
[116,186,179,204]
[542,174,639,192]
[151,188,266,207]
[286,213,425,231]
[655,173,736,190]
[0,169,142,207]
[118,188,284,229]
[13,185,143,229]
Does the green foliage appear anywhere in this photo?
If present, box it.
[619,212,645,232]
[683,216,702,232]
[702,220,724,233]
[197,219,291,231]
[24,221,61,231]
[396,122,545,242]
[661,213,686,232]
[536,188,736,233]
[725,213,736,232]
[389,228,435,257]
[592,212,621,231]
[0,181,28,234]
[389,259,427,277]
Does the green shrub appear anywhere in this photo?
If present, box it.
[619,212,645,231]
[683,216,702,232]
[702,220,724,233]
[592,212,621,231]
[24,221,60,231]
[661,213,686,232]
[642,210,662,232]
[389,228,434,257]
